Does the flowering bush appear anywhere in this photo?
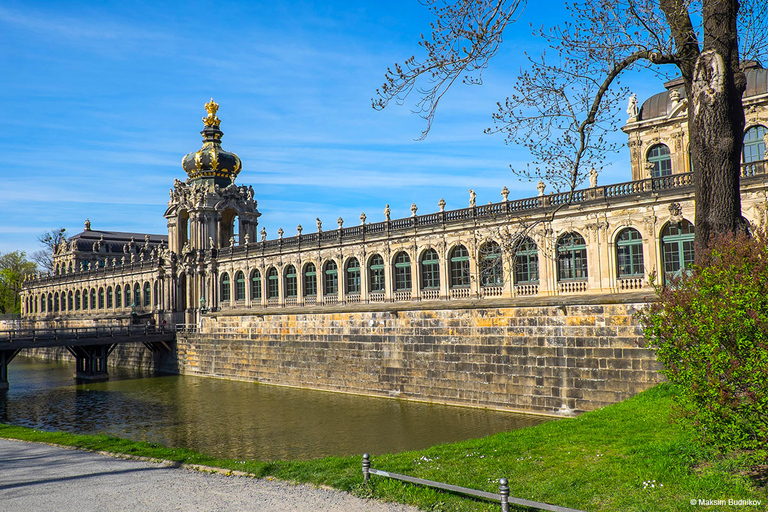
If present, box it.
[641,230,768,454]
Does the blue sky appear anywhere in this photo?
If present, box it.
[1,1,667,258]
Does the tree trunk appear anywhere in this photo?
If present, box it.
[688,0,746,254]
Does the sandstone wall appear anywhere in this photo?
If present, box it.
[175,295,662,415]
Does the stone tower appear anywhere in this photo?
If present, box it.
[165,99,260,323]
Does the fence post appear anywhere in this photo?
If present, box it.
[362,453,370,483]
[499,478,509,512]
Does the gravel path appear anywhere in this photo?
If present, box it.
[0,438,419,512]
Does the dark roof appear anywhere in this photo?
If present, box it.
[638,66,768,121]
[67,230,167,254]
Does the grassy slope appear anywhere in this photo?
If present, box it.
[1,384,765,511]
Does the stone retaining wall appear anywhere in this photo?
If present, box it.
[176,295,662,415]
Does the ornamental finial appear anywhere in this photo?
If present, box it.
[203,98,221,127]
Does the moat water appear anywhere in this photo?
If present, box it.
[0,356,551,461]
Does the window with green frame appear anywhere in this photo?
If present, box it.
[251,270,262,300]
[647,144,672,177]
[450,245,470,287]
[743,125,767,163]
[54,292,59,312]
[304,263,317,296]
[115,286,121,308]
[125,285,132,308]
[144,282,151,306]
[420,249,440,289]
[393,252,412,291]
[235,271,246,301]
[267,267,279,298]
[97,288,104,309]
[557,232,588,281]
[284,265,298,297]
[107,287,113,308]
[616,228,644,277]
[220,273,231,302]
[324,260,338,295]
[75,290,80,311]
[345,258,361,294]
[514,238,539,284]
[91,288,97,309]
[369,254,385,292]
[479,241,503,286]
[662,220,695,280]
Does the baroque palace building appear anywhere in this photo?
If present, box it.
[20,64,768,328]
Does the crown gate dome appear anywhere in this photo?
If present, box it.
[181,99,242,186]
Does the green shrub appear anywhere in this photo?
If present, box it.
[641,230,768,455]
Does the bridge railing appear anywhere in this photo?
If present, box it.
[0,324,174,342]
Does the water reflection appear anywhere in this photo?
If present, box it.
[1,356,551,460]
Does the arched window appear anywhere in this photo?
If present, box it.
[143,282,151,307]
[479,241,503,286]
[449,245,470,288]
[267,267,279,299]
[115,285,122,308]
[235,271,246,301]
[68,262,73,273]
[420,249,440,289]
[557,232,588,281]
[662,220,695,280]
[393,252,411,291]
[323,261,338,296]
[647,144,672,178]
[284,265,297,297]
[514,238,539,284]
[98,288,104,309]
[743,125,767,163]
[90,288,97,309]
[133,283,140,307]
[345,258,361,294]
[75,290,80,311]
[46,294,52,312]
[125,285,132,308]
[220,273,231,302]
[107,286,113,308]
[368,255,385,292]
[251,270,262,301]
[303,263,317,296]
[54,292,59,312]
[68,291,73,311]
[616,228,644,277]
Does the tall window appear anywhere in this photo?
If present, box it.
[514,238,539,284]
[647,144,672,177]
[75,290,81,311]
[345,258,361,294]
[235,271,246,301]
[393,252,412,291]
[369,254,385,292]
[49,293,54,312]
[420,249,440,289]
[479,241,503,286]
[115,285,122,308]
[125,285,132,308]
[54,293,59,312]
[557,232,588,281]
[267,267,279,298]
[662,220,695,280]
[91,289,97,309]
[324,261,338,295]
[743,125,767,163]
[133,283,140,307]
[221,273,231,302]
[450,245,470,288]
[251,270,262,300]
[304,263,317,296]
[67,291,73,311]
[144,282,151,307]
[616,228,644,277]
[284,265,297,297]
[107,287,113,308]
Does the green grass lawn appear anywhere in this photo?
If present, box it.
[1,384,765,511]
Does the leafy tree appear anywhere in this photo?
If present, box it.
[374,0,768,251]
[0,251,36,315]
[641,231,768,455]
[31,228,66,273]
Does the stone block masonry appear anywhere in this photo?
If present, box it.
[176,294,663,416]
